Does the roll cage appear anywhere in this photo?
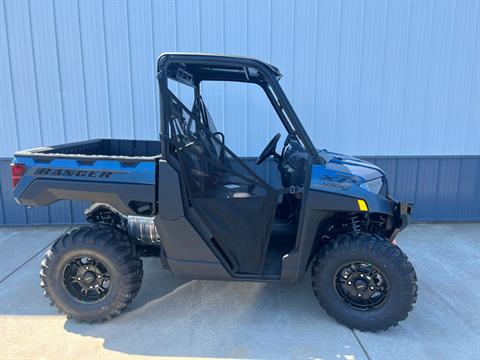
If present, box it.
[156,52,323,164]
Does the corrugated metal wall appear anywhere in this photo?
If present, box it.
[2,0,480,157]
[1,0,479,224]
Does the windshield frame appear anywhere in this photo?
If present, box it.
[157,53,324,164]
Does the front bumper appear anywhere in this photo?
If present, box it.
[389,201,413,241]
[397,201,413,230]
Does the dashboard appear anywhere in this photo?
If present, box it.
[279,140,308,188]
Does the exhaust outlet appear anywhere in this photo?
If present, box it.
[127,216,160,244]
[85,203,160,245]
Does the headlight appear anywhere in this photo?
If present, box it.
[360,177,384,194]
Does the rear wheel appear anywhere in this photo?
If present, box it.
[40,225,143,322]
[311,232,417,332]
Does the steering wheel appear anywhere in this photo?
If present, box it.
[256,133,281,165]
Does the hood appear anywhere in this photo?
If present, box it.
[310,149,387,196]
[318,149,385,182]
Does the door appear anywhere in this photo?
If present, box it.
[166,91,278,274]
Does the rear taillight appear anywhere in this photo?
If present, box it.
[11,163,26,188]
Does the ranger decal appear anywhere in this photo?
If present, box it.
[33,168,126,178]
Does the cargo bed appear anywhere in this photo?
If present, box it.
[15,138,161,160]
[12,139,161,216]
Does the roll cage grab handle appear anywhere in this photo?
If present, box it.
[156,54,325,165]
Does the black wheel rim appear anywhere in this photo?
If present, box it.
[62,256,111,303]
[334,262,388,311]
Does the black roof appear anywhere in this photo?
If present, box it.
[157,52,282,80]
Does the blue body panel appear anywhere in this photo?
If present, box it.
[12,156,157,201]
[309,151,394,215]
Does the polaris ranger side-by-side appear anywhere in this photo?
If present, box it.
[12,53,416,331]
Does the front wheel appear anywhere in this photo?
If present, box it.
[40,225,143,322]
[311,232,417,332]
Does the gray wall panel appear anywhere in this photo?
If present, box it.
[436,159,462,220]
[414,158,440,221]
[1,156,479,225]
[0,170,5,224]
[392,159,418,206]
[457,158,480,220]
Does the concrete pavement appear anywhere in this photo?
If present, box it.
[0,223,479,359]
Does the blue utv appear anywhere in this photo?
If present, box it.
[11,53,416,331]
